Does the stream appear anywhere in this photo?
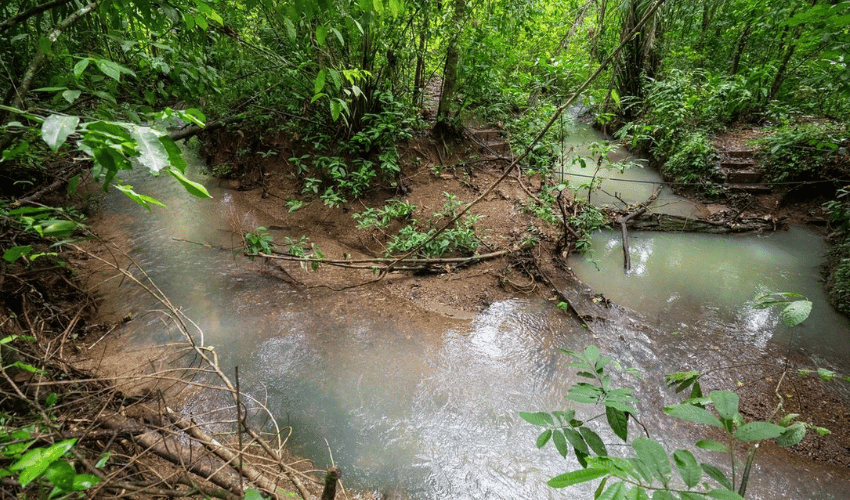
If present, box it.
[95,127,850,499]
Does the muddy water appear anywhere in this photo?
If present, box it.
[97,151,850,499]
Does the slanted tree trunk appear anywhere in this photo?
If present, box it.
[731,10,757,76]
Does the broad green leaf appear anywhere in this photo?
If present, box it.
[625,485,649,500]
[61,90,81,104]
[579,427,607,456]
[710,391,739,421]
[4,245,32,263]
[41,114,79,152]
[584,345,600,363]
[372,0,384,14]
[606,406,628,442]
[552,429,569,458]
[43,460,74,491]
[158,136,188,173]
[95,59,122,81]
[71,473,101,491]
[700,463,732,490]
[45,393,57,408]
[586,456,635,480]
[330,99,342,121]
[666,403,725,427]
[695,439,728,452]
[536,429,552,449]
[781,300,812,327]
[706,489,745,500]
[316,25,329,45]
[166,168,211,198]
[632,438,670,484]
[547,467,607,488]
[73,59,91,78]
[776,422,807,447]
[519,411,554,427]
[673,449,701,488]
[11,439,76,487]
[130,126,169,173]
[627,457,653,483]
[816,368,835,381]
[733,421,786,442]
[245,489,266,500]
[42,220,77,237]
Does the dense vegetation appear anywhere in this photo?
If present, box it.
[2,0,850,497]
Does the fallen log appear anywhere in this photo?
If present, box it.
[623,213,783,234]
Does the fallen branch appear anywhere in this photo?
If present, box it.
[253,249,510,272]
[618,186,662,271]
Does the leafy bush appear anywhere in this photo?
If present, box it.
[661,131,720,188]
[757,122,847,183]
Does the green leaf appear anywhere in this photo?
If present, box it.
[695,439,728,452]
[650,491,676,500]
[12,361,43,373]
[245,489,266,500]
[632,438,670,485]
[95,59,122,81]
[666,403,725,428]
[700,463,732,490]
[330,99,343,121]
[158,136,188,173]
[710,391,739,422]
[547,467,608,488]
[606,406,628,442]
[41,114,79,152]
[552,429,569,458]
[781,301,812,327]
[733,421,786,442]
[166,168,211,198]
[114,184,166,211]
[3,245,33,263]
[42,220,77,237]
[597,481,624,500]
[43,460,74,491]
[563,428,589,456]
[816,368,836,382]
[71,473,101,491]
[61,90,81,104]
[130,125,169,173]
[11,439,76,487]
[536,429,552,449]
[705,489,745,500]
[584,345,601,363]
[45,393,57,409]
[519,411,554,427]
[314,68,326,94]
[673,449,701,488]
[579,427,607,456]
[776,422,807,447]
[95,451,111,469]
[316,25,329,45]
[73,59,91,78]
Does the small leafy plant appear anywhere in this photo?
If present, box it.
[524,295,828,499]
[243,227,275,258]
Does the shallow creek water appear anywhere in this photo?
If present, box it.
[96,140,850,499]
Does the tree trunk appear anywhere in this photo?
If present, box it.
[436,0,465,121]
[412,5,429,108]
[730,11,756,76]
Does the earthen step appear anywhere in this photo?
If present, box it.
[727,183,772,194]
[725,150,756,159]
[720,159,757,169]
[484,141,511,154]
[724,169,763,183]
[471,129,502,142]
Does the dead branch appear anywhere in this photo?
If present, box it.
[618,186,662,271]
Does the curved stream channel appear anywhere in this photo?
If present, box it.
[96,127,850,499]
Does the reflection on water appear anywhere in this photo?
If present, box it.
[97,149,850,500]
[570,228,850,367]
